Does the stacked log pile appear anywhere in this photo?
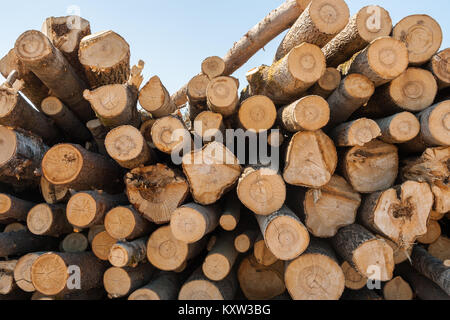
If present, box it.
[0,0,448,301]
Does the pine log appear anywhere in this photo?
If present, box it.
[277,95,330,133]
[341,140,399,194]
[392,15,443,66]
[383,276,414,300]
[285,239,345,300]
[61,232,89,253]
[40,176,71,205]
[138,76,176,118]
[27,203,72,237]
[330,118,381,147]
[322,6,392,67]
[428,49,450,89]
[79,30,130,88]
[417,220,442,245]
[238,95,277,133]
[253,235,279,267]
[108,237,147,268]
[247,43,326,105]
[14,30,94,122]
[86,119,108,155]
[429,237,450,262]
[341,261,367,290]
[104,206,153,241]
[376,112,421,144]
[14,252,46,292]
[128,272,181,300]
[283,130,337,188]
[206,76,239,117]
[203,231,239,281]
[66,191,128,229]
[202,56,226,79]
[347,37,409,87]
[308,67,341,98]
[274,0,350,61]
[91,230,117,261]
[331,224,395,281]
[151,115,192,155]
[220,193,241,231]
[0,194,35,222]
[193,111,225,141]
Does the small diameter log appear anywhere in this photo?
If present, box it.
[151,115,192,155]
[206,76,239,117]
[14,252,46,292]
[331,224,395,282]
[428,49,450,89]
[4,223,26,233]
[330,118,381,147]
[411,245,450,295]
[0,262,20,296]
[138,76,176,118]
[109,237,147,268]
[0,194,35,222]
[92,230,117,261]
[285,239,345,300]
[0,87,60,144]
[31,252,107,296]
[247,43,326,105]
[0,229,58,258]
[341,261,367,290]
[41,96,91,143]
[326,74,375,127]
[237,166,286,216]
[193,111,225,141]
[42,143,122,192]
[83,84,140,129]
[202,56,226,79]
[14,30,94,122]
[277,95,330,133]
[178,267,237,300]
[104,206,153,241]
[40,176,71,205]
[253,235,278,267]
[86,119,108,155]
[323,6,392,67]
[417,220,442,245]
[170,203,221,244]
[182,142,242,205]
[125,164,189,225]
[234,228,259,254]
[238,255,285,301]
[308,67,341,98]
[376,112,421,144]
[274,0,350,61]
[429,237,450,262]
[283,130,337,188]
[256,205,310,261]
[267,129,285,148]
[66,191,128,229]
[383,237,413,265]
[383,276,414,300]
[147,225,206,271]
[220,194,241,231]
[61,233,89,253]
[341,140,399,194]
[128,272,180,300]
[393,15,443,66]
[79,30,131,88]
[27,204,72,237]
[347,37,409,87]
[187,74,210,108]
[203,231,239,281]
[238,96,277,133]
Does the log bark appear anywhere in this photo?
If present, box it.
[0,193,35,222]
[429,236,450,262]
[61,232,89,253]
[341,261,367,290]
[128,271,181,300]
[428,49,450,89]
[203,231,239,281]
[206,76,239,117]
[40,176,71,205]
[14,252,46,292]
[330,118,381,147]
[417,220,442,245]
[108,237,148,268]
[275,0,350,61]
[151,115,192,155]
[220,193,241,231]
[91,230,117,261]
[138,76,176,118]
[27,203,72,237]
[308,67,341,98]
[104,206,154,241]
[0,229,58,258]
[376,112,421,144]
[86,119,108,155]
[14,30,94,122]
[79,30,130,88]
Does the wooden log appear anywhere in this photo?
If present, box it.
[104,206,153,241]
[429,236,450,262]
[193,111,225,141]
[393,14,443,66]
[274,0,350,61]
[182,142,242,205]
[202,56,226,79]
[91,230,117,261]
[219,194,241,231]
[430,210,446,221]
[256,205,309,261]
[206,76,239,117]
[326,74,375,127]
[417,220,442,245]
[341,261,367,290]
[238,255,285,301]
[66,191,128,229]
[0,260,20,295]
[14,252,46,292]
[186,74,210,108]
[203,231,239,281]
[285,239,345,300]
[88,225,105,244]
[61,232,89,253]
[253,235,278,267]
[322,6,392,67]
[277,95,330,133]
[341,140,399,194]
[247,43,326,105]
[27,203,72,237]
[383,276,414,300]
[108,237,147,268]
[0,230,58,258]
[238,96,277,133]
[170,203,221,244]
[375,112,421,144]
[147,225,206,271]
[428,49,450,89]
[383,237,413,265]
[86,119,108,155]
[308,67,341,98]
[283,130,337,188]
[234,228,259,254]
[411,245,450,295]
[178,267,237,300]
[14,30,94,122]
[40,176,71,205]
[31,252,107,296]
[331,224,395,281]
[347,37,409,87]
[42,143,122,193]
[0,194,35,222]
[267,129,285,148]
[138,76,176,118]
[151,115,192,155]
[330,118,381,147]
[79,30,130,88]
[41,96,91,143]
[4,223,26,233]
[128,272,181,300]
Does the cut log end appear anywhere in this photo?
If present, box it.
[0,126,18,167]
[206,76,239,117]
[41,96,64,116]
[378,112,421,144]
[170,206,208,244]
[383,276,414,300]
[42,144,83,185]
[356,6,393,43]
[187,74,210,103]
[31,253,68,296]
[202,56,226,79]
[430,49,450,89]
[193,111,224,140]
[14,30,52,62]
[151,116,190,154]
[288,43,327,84]
[353,238,395,281]
[138,76,176,118]
[341,261,367,290]
[239,96,277,133]
[92,231,117,261]
[66,192,98,229]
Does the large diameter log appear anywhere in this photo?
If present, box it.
[0,230,58,258]
[128,272,181,300]
[392,15,443,66]
[247,43,326,105]
[285,239,345,300]
[108,237,147,268]
[274,0,350,61]
[14,252,46,292]
[341,140,399,194]
[330,118,381,147]
[66,191,128,229]
[376,112,421,144]
[79,30,130,88]
[283,130,337,188]
[27,203,72,237]
[256,205,310,261]
[341,261,367,290]
[203,232,239,281]
[42,143,122,193]
[182,142,242,205]
[383,276,414,300]
[308,67,341,99]
[323,6,392,67]
[125,164,189,225]
[206,76,239,117]
[14,30,94,122]
[428,49,450,89]
[238,96,277,133]
[104,264,154,299]
[151,115,192,155]
[331,224,395,282]
[91,230,117,261]
[40,176,71,205]
[138,76,176,118]
[31,252,108,296]
[104,206,154,241]
[0,194,35,222]
[347,37,409,87]
[359,181,433,249]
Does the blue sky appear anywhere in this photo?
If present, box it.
[1,0,449,95]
